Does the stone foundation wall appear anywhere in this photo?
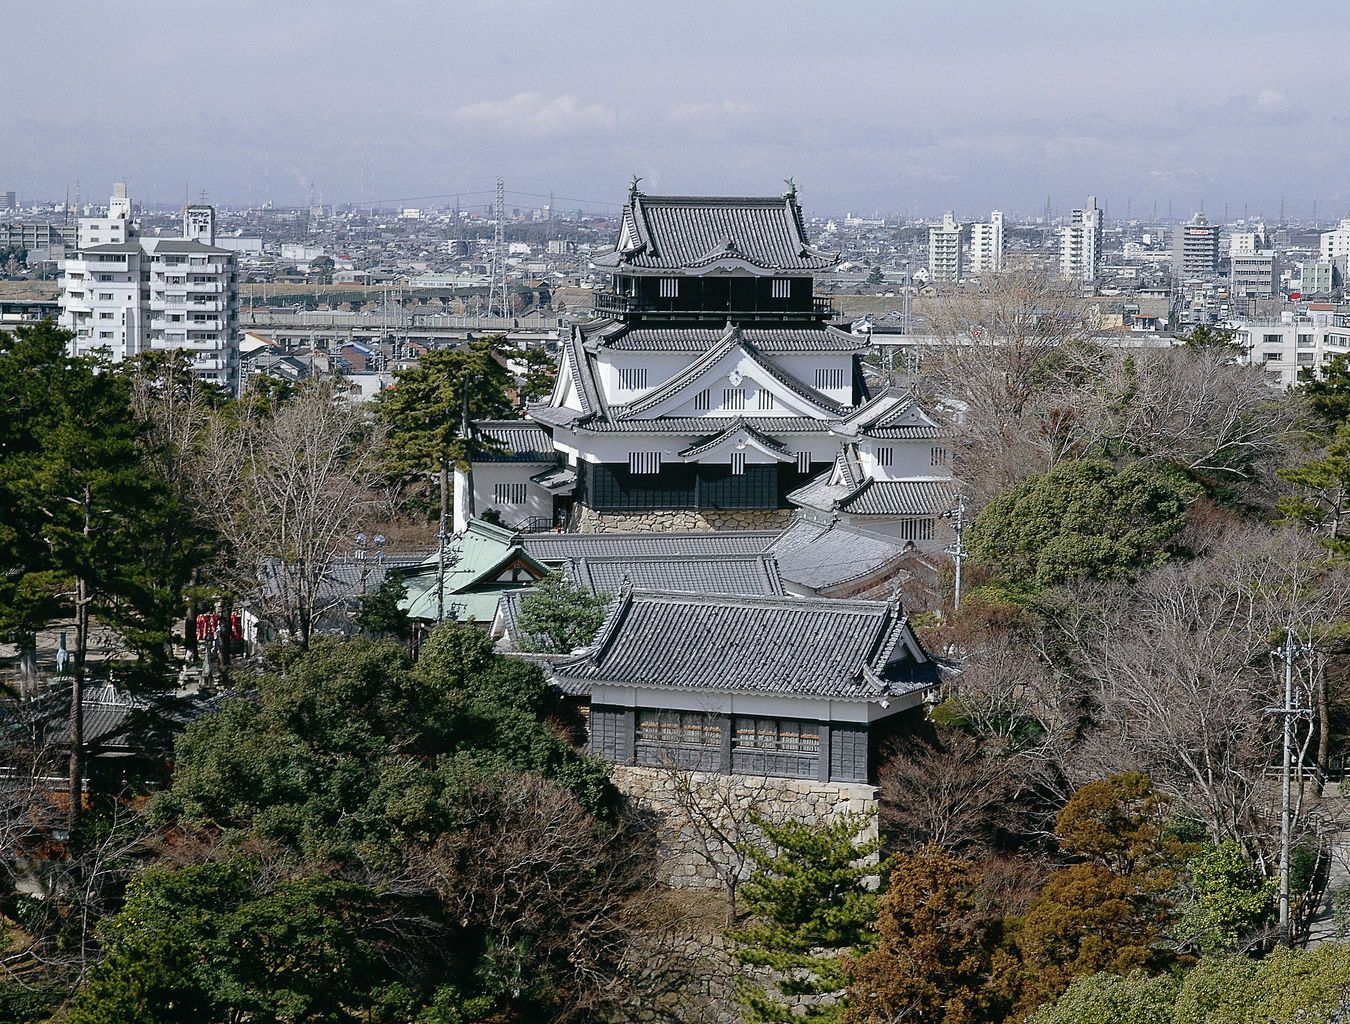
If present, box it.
[612,763,878,889]
[576,507,794,534]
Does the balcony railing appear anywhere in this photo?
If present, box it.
[592,292,835,321]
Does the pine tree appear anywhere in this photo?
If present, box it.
[516,570,610,653]
[733,814,884,1024]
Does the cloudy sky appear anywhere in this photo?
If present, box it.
[4,1,1344,220]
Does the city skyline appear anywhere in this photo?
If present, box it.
[4,1,1348,219]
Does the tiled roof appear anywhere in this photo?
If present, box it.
[611,323,842,420]
[836,388,947,439]
[564,552,784,596]
[521,530,778,563]
[593,192,838,273]
[474,419,555,462]
[578,415,832,434]
[841,480,958,516]
[591,323,865,353]
[552,589,936,701]
[38,684,206,753]
[771,515,915,590]
[678,419,793,460]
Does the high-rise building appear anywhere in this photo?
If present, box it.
[59,187,240,391]
[968,210,1004,274]
[1059,196,1102,282]
[1320,219,1350,261]
[927,211,962,283]
[1230,252,1277,299]
[1,191,15,212]
[1172,212,1221,279]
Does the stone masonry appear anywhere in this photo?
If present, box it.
[612,763,878,890]
[576,507,794,534]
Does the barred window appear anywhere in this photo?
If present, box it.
[617,367,648,390]
[659,277,679,298]
[814,367,847,390]
[694,388,711,411]
[771,278,791,299]
[629,451,663,474]
[637,710,721,747]
[722,387,747,410]
[876,446,894,467]
[930,446,949,467]
[897,518,935,542]
[757,389,775,410]
[730,451,746,475]
[733,717,820,754]
[493,483,528,505]
[796,451,811,473]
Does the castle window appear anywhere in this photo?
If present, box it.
[659,277,679,298]
[771,278,792,299]
[876,446,894,467]
[730,452,746,475]
[814,367,846,390]
[796,451,811,473]
[694,388,711,411]
[618,367,648,390]
[629,451,663,474]
[722,388,747,410]
[493,483,528,505]
[757,390,775,410]
[897,518,935,542]
[930,446,949,467]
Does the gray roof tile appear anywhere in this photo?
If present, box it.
[564,552,784,596]
[521,530,777,562]
[552,589,935,701]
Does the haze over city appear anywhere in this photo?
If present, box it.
[4,0,1346,217]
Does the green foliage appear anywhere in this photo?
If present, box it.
[1300,352,1350,426]
[1026,970,1180,1024]
[377,343,516,481]
[0,321,187,668]
[64,860,432,1024]
[516,570,610,653]
[1175,840,1275,954]
[1172,945,1350,1024]
[517,345,558,403]
[1278,418,1350,555]
[733,814,884,1023]
[355,574,413,641]
[1181,325,1239,351]
[154,629,613,859]
[968,458,1194,590]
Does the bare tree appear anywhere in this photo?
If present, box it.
[878,731,1013,854]
[203,380,385,647]
[926,265,1097,504]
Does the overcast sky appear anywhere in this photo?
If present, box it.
[4,1,1345,220]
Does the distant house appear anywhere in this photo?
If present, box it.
[398,518,551,626]
[550,588,939,786]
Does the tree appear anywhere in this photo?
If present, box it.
[1181,324,1239,350]
[877,731,1012,855]
[1026,971,1180,1024]
[308,254,335,285]
[968,458,1193,591]
[1054,772,1173,877]
[733,815,883,1023]
[845,845,995,1024]
[1173,945,1350,1024]
[0,322,184,827]
[1012,863,1170,1015]
[377,343,514,578]
[354,574,412,641]
[1175,840,1276,954]
[516,570,610,653]
[204,379,384,647]
[1279,418,1350,556]
[1301,352,1350,426]
[517,345,558,404]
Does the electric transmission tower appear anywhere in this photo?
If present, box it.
[488,177,508,318]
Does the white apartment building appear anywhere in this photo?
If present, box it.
[60,189,240,391]
[968,210,1004,274]
[1059,196,1102,282]
[1320,219,1350,261]
[927,211,962,283]
[1230,309,1350,388]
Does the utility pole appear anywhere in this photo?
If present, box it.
[943,493,968,611]
[1268,627,1313,946]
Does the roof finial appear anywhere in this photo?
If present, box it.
[784,176,797,199]
[629,175,642,201]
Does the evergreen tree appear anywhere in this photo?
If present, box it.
[354,574,413,641]
[1300,352,1350,426]
[516,570,610,653]
[733,815,884,1023]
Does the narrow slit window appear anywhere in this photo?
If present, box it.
[876,446,894,467]
[629,451,663,475]
[730,451,746,475]
[659,278,679,298]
